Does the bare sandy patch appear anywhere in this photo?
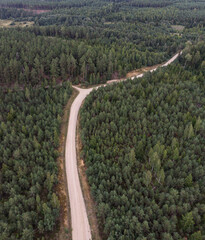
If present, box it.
[0,19,34,28]
[22,8,51,14]
[171,25,185,32]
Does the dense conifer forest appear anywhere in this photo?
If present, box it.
[0,28,171,86]
[0,0,204,239]
[0,0,204,85]
[0,82,72,239]
[80,41,205,239]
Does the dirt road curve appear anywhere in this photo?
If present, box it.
[65,52,180,240]
[65,88,93,240]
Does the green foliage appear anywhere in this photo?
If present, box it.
[180,212,195,233]
[80,43,205,239]
[0,0,204,86]
[0,1,204,239]
[0,28,176,86]
[0,82,72,239]
[180,40,205,71]
[195,116,202,132]
[143,170,152,187]
[190,231,202,240]
[185,173,193,187]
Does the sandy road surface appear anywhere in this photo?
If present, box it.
[65,88,93,240]
[65,52,181,240]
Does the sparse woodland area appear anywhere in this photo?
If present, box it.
[0,0,204,239]
[80,42,205,239]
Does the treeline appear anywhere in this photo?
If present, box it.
[0,0,203,88]
[0,82,72,240]
[34,0,205,28]
[80,41,205,239]
[103,0,173,8]
[179,40,205,71]
[0,28,175,86]
[27,23,181,50]
[0,7,34,19]
[0,0,94,10]
[0,0,204,29]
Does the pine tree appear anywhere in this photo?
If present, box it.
[190,231,202,240]
[157,168,165,184]
[181,212,194,233]
[25,87,30,100]
[185,173,193,187]
[143,171,152,187]
[195,116,202,132]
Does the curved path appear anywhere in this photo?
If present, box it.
[65,52,181,240]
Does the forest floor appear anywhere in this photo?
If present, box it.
[52,88,78,240]
[77,115,102,240]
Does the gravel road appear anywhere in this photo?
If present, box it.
[65,52,181,240]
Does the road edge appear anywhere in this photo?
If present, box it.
[55,88,79,240]
[76,109,102,240]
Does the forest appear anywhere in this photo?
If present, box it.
[0,82,72,239]
[80,41,205,239]
[0,28,173,86]
[0,0,204,239]
[0,0,204,86]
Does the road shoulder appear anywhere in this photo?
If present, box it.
[54,88,79,240]
[76,113,102,240]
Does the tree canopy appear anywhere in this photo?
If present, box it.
[0,82,72,239]
[80,41,205,239]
